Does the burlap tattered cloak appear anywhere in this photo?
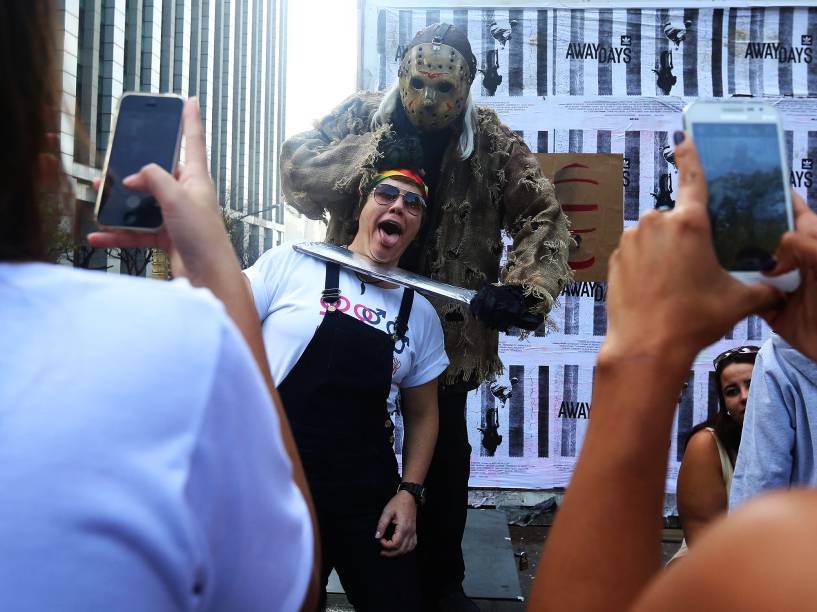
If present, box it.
[281,91,573,387]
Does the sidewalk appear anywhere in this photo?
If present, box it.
[327,510,684,611]
[509,524,684,604]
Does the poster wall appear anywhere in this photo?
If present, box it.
[361,3,817,494]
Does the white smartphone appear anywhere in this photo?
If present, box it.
[683,100,800,293]
[94,93,184,231]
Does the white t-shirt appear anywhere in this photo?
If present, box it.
[0,263,312,612]
[244,243,449,402]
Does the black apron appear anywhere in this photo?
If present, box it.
[277,262,414,511]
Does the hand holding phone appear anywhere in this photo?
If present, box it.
[683,101,800,293]
[759,193,817,363]
[601,135,780,365]
[95,93,184,231]
[88,98,237,288]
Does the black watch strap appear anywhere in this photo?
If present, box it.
[397,481,426,506]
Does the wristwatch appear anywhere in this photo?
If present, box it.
[397,481,426,506]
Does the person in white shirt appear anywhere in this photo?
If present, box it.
[0,262,313,612]
[1,3,317,609]
[244,169,447,611]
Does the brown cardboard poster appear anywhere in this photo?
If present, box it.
[536,153,624,282]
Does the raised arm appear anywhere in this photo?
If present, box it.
[528,134,778,612]
[467,115,573,333]
[763,194,817,363]
[89,98,321,611]
[631,489,817,612]
[630,195,817,612]
[499,126,573,317]
[280,92,384,225]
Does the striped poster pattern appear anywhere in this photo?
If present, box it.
[479,382,497,457]
[560,365,579,458]
[676,371,695,462]
[366,5,814,495]
[508,365,525,457]
[728,7,815,97]
[371,7,817,98]
[374,6,817,97]
[538,366,550,458]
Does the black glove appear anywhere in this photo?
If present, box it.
[469,284,544,332]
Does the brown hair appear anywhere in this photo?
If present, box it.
[684,350,758,464]
[0,1,60,261]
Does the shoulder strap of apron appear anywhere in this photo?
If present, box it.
[321,261,341,308]
[392,289,414,343]
[322,260,414,340]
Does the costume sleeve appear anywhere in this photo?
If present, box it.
[184,315,313,612]
[729,347,795,510]
[279,92,385,222]
[498,130,573,316]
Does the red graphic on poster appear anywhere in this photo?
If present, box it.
[538,155,623,280]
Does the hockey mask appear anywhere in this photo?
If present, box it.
[399,24,475,132]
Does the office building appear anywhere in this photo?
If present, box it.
[55,0,290,271]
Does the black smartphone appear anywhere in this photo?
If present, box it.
[94,93,184,231]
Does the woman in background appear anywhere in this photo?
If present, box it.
[672,345,759,560]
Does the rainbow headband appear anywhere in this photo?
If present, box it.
[369,169,429,199]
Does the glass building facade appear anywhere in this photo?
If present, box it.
[56,0,288,269]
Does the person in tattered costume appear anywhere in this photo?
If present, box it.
[281,23,571,612]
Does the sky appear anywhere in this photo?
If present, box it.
[285,0,359,138]
[694,124,783,180]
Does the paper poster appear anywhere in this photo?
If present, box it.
[536,153,624,281]
[363,3,817,501]
[362,6,817,99]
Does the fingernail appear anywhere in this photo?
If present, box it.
[760,256,778,272]
[374,531,381,539]
[673,130,685,145]
[123,173,138,184]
